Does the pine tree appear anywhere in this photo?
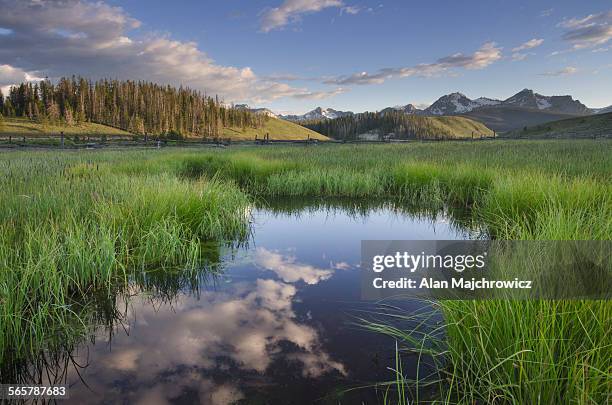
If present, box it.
[64,105,75,126]
[46,100,60,124]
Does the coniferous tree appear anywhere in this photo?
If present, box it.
[64,105,75,126]
[4,76,266,136]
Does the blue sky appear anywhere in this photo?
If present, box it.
[1,0,611,113]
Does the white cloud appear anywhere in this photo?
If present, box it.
[436,42,502,69]
[558,11,612,49]
[0,0,341,104]
[0,64,45,94]
[512,38,544,52]
[260,0,345,32]
[0,64,31,88]
[325,42,502,85]
[538,66,578,77]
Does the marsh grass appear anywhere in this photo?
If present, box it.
[1,140,610,402]
[0,152,250,365]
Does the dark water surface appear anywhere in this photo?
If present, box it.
[45,203,474,404]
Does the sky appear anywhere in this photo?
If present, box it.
[0,0,611,114]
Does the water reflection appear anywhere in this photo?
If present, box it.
[255,247,338,284]
[66,280,346,403]
[2,201,476,403]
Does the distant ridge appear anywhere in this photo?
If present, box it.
[234,104,278,118]
[279,107,354,122]
[381,89,593,132]
[247,88,606,133]
[422,89,590,116]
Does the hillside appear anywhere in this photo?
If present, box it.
[302,110,492,140]
[505,112,612,139]
[424,116,494,138]
[0,117,328,141]
[221,117,328,140]
[462,107,580,133]
[0,117,132,137]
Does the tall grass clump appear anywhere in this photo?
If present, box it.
[0,151,251,364]
[429,172,611,403]
[264,168,389,197]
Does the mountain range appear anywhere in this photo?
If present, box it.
[234,104,278,118]
[275,89,610,132]
[278,107,353,121]
[420,89,591,117]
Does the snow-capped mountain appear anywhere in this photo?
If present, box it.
[280,107,353,121]
[422,89,589,116]
[234,104,278,118]
[380,104,423,115]
[502,89,590,114]
[424,93,502,115]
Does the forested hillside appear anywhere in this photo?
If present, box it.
[302,110,493,140]
[0,77,266,138]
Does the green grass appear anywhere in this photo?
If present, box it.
[0,117,132,137]
[222,117,329,140]
[0,151,251,365]
[0,140,610,402]
[422,115,494,138]
[0,116,329,141]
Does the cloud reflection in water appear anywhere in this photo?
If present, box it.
[68,249,346,404]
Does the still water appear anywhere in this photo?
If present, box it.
[40,203,475,404]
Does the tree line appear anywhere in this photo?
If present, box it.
[0,77,267,138]
[302,111,452,140]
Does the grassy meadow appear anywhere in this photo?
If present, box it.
[0,140,610,402]
[0,117,132,137]
[0,116,328,142]
[421,115,494,138]
[221,116,328,140]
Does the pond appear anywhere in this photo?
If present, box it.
[9,201,478,404]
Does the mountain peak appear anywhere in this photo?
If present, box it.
[425,92,479,115]
[503,89,589,113]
